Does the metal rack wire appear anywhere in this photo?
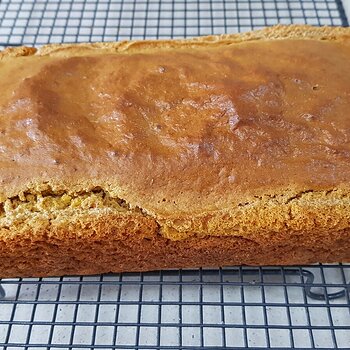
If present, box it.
[0,0,348,48]
[1,266,350,349]
[0,0,349,349]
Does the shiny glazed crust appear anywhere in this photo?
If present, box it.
[1,25,350,278]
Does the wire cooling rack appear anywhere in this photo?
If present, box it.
[0,0,348,47]
[0,266,350,349]
[0,0,349,349]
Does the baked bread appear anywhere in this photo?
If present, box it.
[1,25,350,278]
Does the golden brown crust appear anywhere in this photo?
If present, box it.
[1,24,349,59]
[1,212,350,278]
[1,25,350,277]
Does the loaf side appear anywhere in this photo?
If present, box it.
[1,25,350,276]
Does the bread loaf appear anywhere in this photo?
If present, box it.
[1,25,350,278]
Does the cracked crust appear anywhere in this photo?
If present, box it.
[1,25,350,277]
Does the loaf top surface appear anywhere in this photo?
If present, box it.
[1,25,350,220]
